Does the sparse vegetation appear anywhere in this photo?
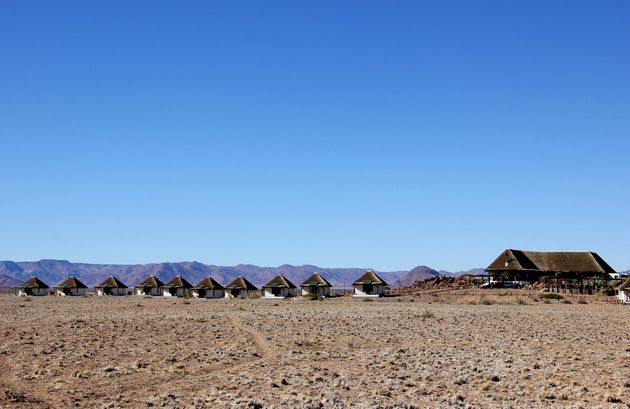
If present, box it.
[542,293,564,300]
[420,310,435,319]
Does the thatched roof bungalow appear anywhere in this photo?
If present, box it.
[616,278,630,304]
[95,276,128,296]
[486,249,617,282]
[161,275,193,297]
[134,275,165,296]
[353,270,388,298]
[300,272,332,297]
[192,276,225,299]
[224,276,259,299]
[15,276,50,296]
[54,276,88,296]
[262,275,298,298]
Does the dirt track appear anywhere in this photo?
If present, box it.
[0,294,628,408]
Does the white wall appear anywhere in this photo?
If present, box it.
[262,287,298,298]
[55,288,88,297]
[225,289,259,299]
[301,286,330,297]
[96,288,127,296]
[192,289,225,299]
[618,290,629,304]
[162,288,191,297]
[16,288,49,296]
[135,287,162,296]
[353,284,385,297]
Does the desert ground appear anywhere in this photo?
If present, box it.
[0,292,628,408]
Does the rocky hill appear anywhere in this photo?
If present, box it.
[394,265,442,287]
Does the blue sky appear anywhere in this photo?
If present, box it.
[1,1,629,271]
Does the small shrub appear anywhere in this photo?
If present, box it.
[543,299,550,304]
[420,310,435,319]
[577,299,587,304]
[542,293,564,300]
[480,296,495,305]
[183,300,191,305]
[516,297,528,305]
[562,299,572,304]
[302,294,319,301]
[362,298,373,302]
[22,297,32,302]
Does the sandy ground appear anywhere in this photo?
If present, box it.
[0,293,628,408]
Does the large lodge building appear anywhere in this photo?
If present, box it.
[486,249,617,282]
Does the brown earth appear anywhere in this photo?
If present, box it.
[0,294,628,408]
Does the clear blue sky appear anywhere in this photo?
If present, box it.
[1,1,629,272]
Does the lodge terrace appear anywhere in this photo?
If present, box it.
[486,249,619,294]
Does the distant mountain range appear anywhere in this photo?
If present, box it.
[2,260,624,290]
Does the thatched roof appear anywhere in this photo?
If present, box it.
[134,275,165,288]
[95,276,128,288]
[161,275,193,289]
[193,276,224,290]
[617,278,630,291]
[225,276,258,291]
[353,270,388,286]
[262,275,297,289]
[300,272,332,288]
[54,276,88,289]
[16,276,49,289]
[486,249,616,275]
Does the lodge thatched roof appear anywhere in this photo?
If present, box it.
[300,272,332,288]
[135,275,165,288]
[486,249,616,275]
[16,276,50,289]
[95,276,128,288]
[193,276,224,290]
[617,278,630,291]
[262,275,297,289]
[54,276,88,289]
[353,270,388,286]
[225,276,258,291]
[161,275,193,289]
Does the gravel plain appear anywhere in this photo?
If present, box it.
[0,293,628,408]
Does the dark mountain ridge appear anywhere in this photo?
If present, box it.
[1,259,410,289]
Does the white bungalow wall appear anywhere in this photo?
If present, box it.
[134,287,162,296]
[618,290,629,304]
[162,288,191,297]
[191,289,225,299]
[353,284,386,297]
[16,288,49,296]
[262,287,298,298]
[301,287,330,297]
[96,288,127,296]
[54,288,88,297]
[224,289,260,299]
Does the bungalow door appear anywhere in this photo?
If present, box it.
[363,283,373,295]
[197,289,206,298]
